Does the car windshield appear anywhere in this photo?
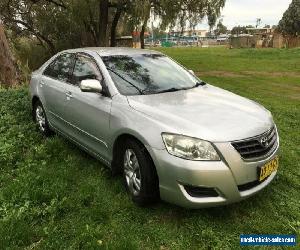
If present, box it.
[101,54,201,95]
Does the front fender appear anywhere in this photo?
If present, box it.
[109,95,168,154]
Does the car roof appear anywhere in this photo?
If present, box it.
[63,47,163,57]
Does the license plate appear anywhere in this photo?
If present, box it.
[258,156,279,182]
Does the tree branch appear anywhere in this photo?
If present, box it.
[11,18,56,53]
[30,0,67,9]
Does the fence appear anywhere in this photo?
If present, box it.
[230,34,300,49]
[285,36,300,48]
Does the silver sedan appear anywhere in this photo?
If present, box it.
[30,48,279,208]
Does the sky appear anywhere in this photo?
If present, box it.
[198,0,292,29]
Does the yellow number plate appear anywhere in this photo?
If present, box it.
[258,156,279,182]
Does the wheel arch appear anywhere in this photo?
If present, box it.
[111,133,157,177]
[31,95,41,121]
[32,95,40,107]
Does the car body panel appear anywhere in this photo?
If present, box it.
[39,76,69,130]
[150,143,279,208]
[127,84,273,142]
[62,83,112,161]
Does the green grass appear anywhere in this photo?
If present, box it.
[1,47,299,249]
[157,47,300,73]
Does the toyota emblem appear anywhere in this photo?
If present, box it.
[260,136,269,148]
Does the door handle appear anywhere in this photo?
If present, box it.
[66,91,73,99]
[40,80,45,87]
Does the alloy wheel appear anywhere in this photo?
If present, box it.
[35,105,46,132]
[124,149,142,196]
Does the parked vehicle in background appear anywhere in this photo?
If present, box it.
[30,47,279,208]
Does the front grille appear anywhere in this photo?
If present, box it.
[184,185,219,198]
[232,127,277,160]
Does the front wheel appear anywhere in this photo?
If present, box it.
[122,139,159,206]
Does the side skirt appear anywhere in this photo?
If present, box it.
[49,122,112,169]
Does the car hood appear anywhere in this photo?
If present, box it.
[126,84,274,142]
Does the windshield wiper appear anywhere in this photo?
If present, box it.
[156,87,187,94]
[106,67,144,95]
[157,82,206,94]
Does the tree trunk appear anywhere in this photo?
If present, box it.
[0,24,19,87]
[140,19,147,49]
[99,0,109,46]
[39,35,55,55]
[140,8,150,49]
[110,6,123,47]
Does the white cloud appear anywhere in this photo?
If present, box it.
[158,0,292,31]
[221,0,292,28]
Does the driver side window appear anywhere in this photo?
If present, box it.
[72,55,102,86]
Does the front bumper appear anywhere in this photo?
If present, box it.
[147,136,279,209]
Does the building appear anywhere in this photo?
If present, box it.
[170,29,208,38]
[245,27,275,35]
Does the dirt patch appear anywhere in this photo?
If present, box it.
[244,71,300,77]
[196,71,244,77]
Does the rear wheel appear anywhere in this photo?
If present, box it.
[33,100,53,136]
[122,139,159,206]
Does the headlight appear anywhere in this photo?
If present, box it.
[162,133,220,161]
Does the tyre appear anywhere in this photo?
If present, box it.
[122,139,159,206]
[33,100,53,136]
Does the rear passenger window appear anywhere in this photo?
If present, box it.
[72,55,102,86]
[43,53,75,82]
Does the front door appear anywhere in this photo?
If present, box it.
[63,54,112,162]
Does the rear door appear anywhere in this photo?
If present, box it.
[63,53,112,161]
[39,53,76,131]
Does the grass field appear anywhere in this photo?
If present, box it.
[1,47,299,249]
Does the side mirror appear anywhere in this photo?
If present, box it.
[80,79,102,93]
[188,69,195,75]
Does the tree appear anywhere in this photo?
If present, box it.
[160,0,225,31]
[122,0,226,48]
[0,23,19,86]
[124,0,152,49]
[99,0,109,46]
[231,26,247,35]
[110,2,125,47]
[214,21,227,35]
[0,0,227,60]
[278,0,300,36]
[256,18,262,28]
[0,0,127,51]
[0,0,80,54]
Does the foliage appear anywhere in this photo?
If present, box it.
[158,0,226,31]
[13,37,51,71]
[231,26,247,35]
[278,0,300,36]
[230,25,256,35]
[0,47,299,248]
[256,18,262,28]
[152,28,167,39]
[122,0,226,48]
[214,21,227,35]
[0,0,227,67]
[0,0,93,53]
[0,0,226,50]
